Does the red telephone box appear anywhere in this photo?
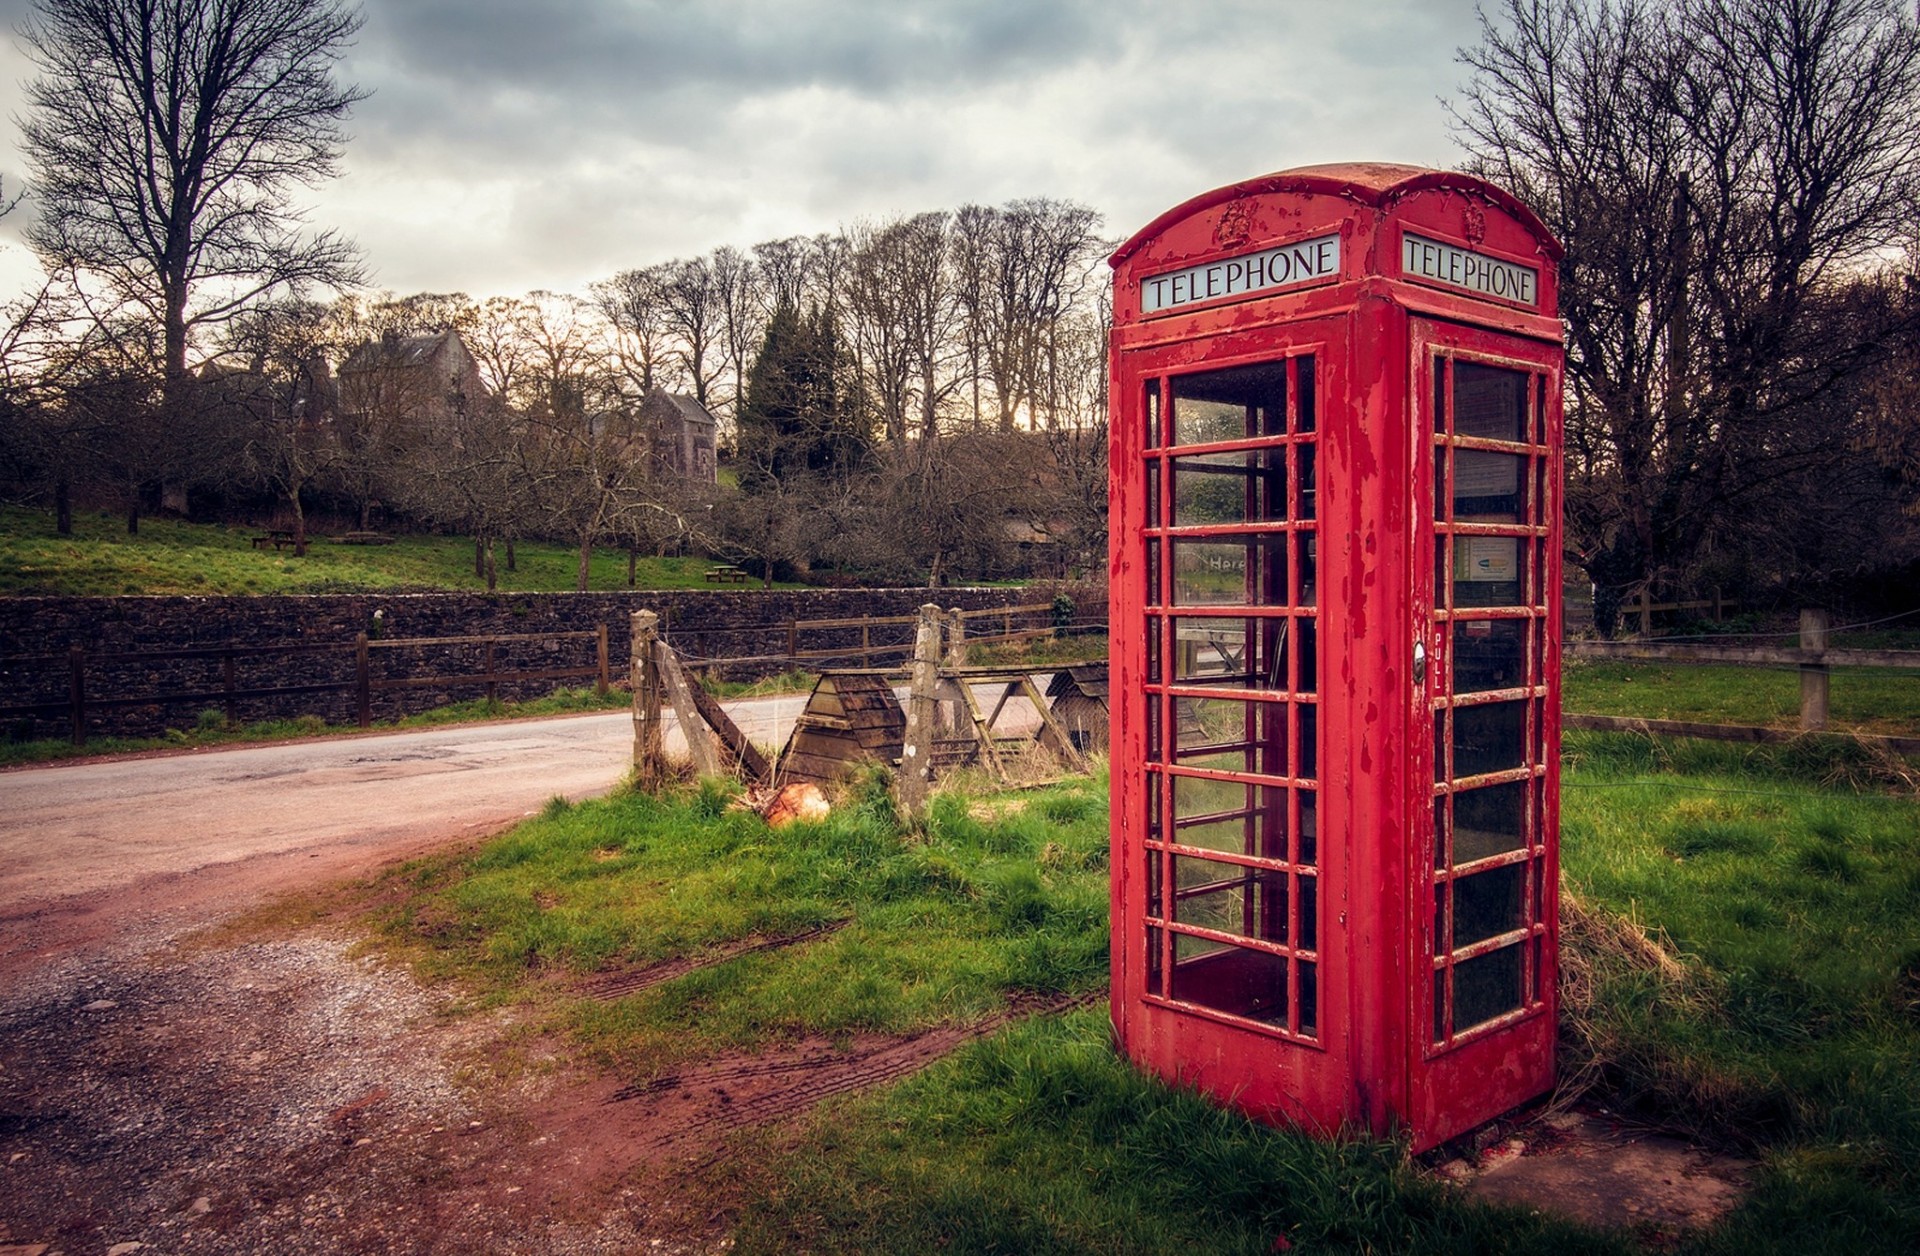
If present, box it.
[1107,163,1565,1153]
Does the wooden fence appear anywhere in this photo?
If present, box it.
[1566,609,1920,755]
[785,601,1056,668]
[1,602,1060,744]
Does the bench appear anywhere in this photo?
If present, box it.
[704,566,749,583]
[336,531,396,546]
[250,530,297,551]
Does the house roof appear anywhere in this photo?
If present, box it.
[646,390,717,427]
[339,330,465,374]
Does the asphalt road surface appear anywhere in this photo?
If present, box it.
[0,696,808,978]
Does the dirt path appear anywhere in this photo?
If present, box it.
[0,702,1056,1254]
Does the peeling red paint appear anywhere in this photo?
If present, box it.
[1109,164,1566,1154]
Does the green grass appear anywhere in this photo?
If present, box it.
[0,684,629,767]
[0,505,786,595]
[375,769,1114,1077]
[1557,731,1920,1253]
[350,734,1920,1252]
[1563,657,1920,737]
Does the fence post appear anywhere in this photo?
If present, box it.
[898,604,944,817]
[1799,608,1830,732]
[68,644,85,746]
[861,617,872,668]
[787,618,799,664]
[595,623,610,695]
[631,611,666,790]
[356,633,371,728]
[484,638,498,706]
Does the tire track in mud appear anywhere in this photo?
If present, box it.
[574,921,849,1002]
[604,991,1102,1165]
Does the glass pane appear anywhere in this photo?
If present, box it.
[1453,863,1525,947]
[1300,875,1318,950]
[1146,847,1164,918]
[1432,357,1448,434]
[1169,617,1288,691]
[1172,855,1287,944]
[1298,444,1317,520]
[1298,704,1318,781]
[1174,397,1249,447]
[1298,534,1317,607]
[1453,700,1527,777]
[1146,381,1162,449]
[1295,618,1318,694]
[1146,771,1162,842]
[1171,941,1289,1025]
[1147,925,1164,995]
[1454,780,1527,863]
[1146,458,1161,526]
[1175,930,1231,964]
[1172,782,1286,859]
[1146,693,1162,764]
[1298,791,1317,865]
[1175,698,1284,776]
[1296,356,1316,434]
[1451,536,1526,607]
[1454,451,1526,522]
[1454,944,1524,1030]
[1173,771,1249,822]
[1298,961,1317,1035]
[1433,445,1447,521]
[1172,451,1286,526]
[1172,537,1285,606]
[1145,615,1161,684]
[1433,971,1447,1041]
[1454,363,1527,443]
[1172,361,1288,445]
[1147,539,1162,608]
[1452,618,1526,691]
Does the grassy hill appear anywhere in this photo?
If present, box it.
[0,506,779,596]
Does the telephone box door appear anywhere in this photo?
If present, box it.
[1410,318,1563,1141]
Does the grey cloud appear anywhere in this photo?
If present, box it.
[369,0,1117,107]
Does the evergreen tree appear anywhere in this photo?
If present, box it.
[737,301,868,488]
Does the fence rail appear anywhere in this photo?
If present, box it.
[1565,608,1920,749]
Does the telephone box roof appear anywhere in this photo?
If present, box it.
[1111,163,1562,268]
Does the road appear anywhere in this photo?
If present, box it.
[0,695,808,978]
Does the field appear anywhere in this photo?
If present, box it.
[0,506,773,595]
[1563,656,1920,737]
[343,736,1920,1254]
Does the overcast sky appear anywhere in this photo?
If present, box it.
[0,0,1484,303]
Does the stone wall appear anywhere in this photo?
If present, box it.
[0,583,1107,742]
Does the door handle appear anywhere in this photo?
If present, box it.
[1413,639,1427,686]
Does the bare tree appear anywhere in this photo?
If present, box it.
[846,212,965,445]
[1453,0,1920,618]
[19,0,367,387]
[224,300,340,554]
[659,257,724,408]
[951,199,1105,431]
[593,266,678,400]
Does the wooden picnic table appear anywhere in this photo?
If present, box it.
[250,529,297,551]
[705,565,749,583]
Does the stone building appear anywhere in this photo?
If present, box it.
[638,390,718,483]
